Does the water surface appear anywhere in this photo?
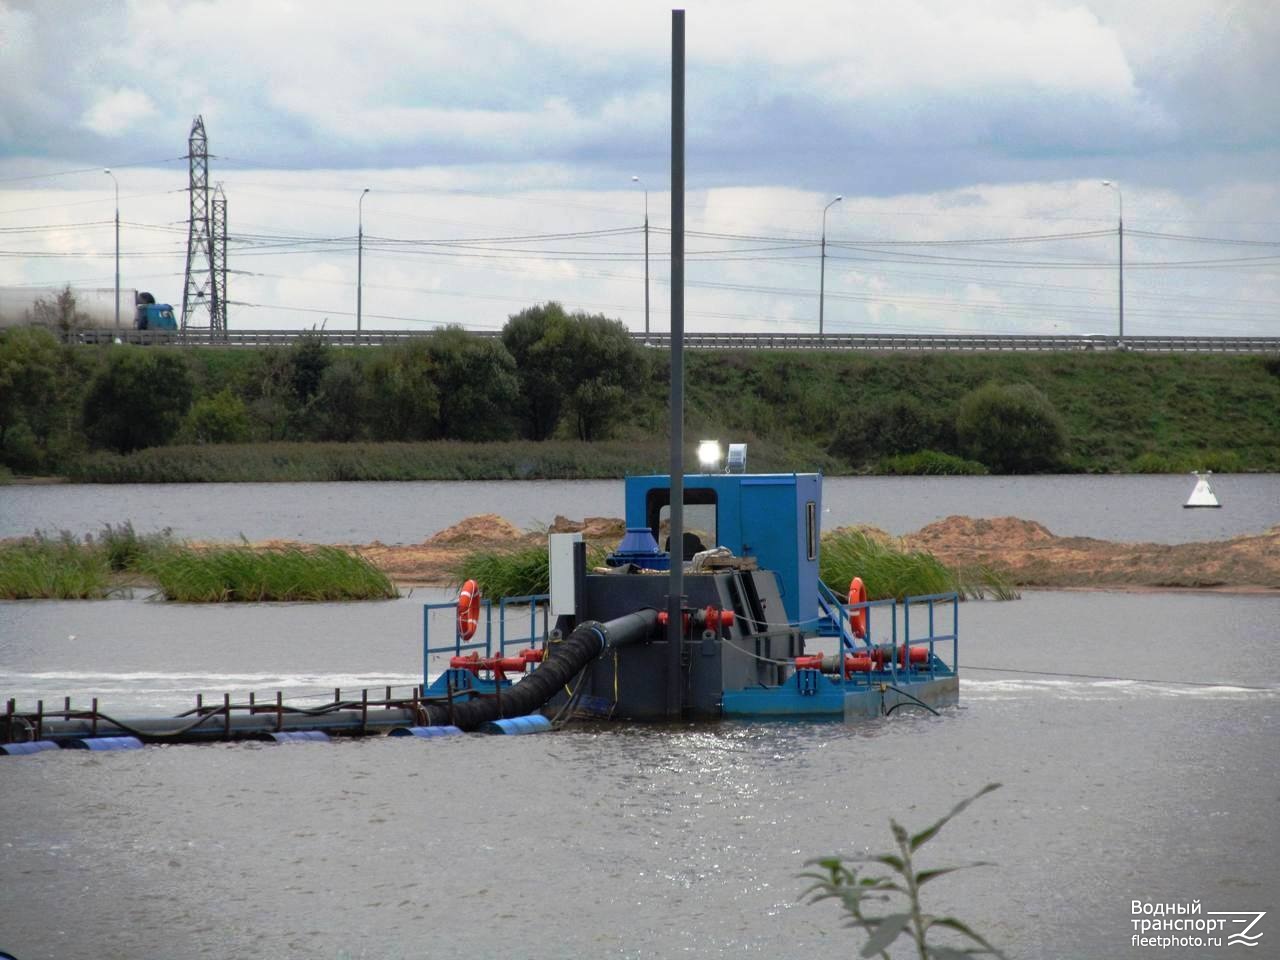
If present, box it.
[3,473,1276,544]
[1,591,1276,959]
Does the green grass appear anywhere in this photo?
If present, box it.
[448,543,607,598]
[0,525,395,602]
[0,533,112,599]
[145,545,397,602]
[819,528,1019,602]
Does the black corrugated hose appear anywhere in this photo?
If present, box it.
[422,610,659,731]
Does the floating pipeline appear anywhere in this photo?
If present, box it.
[417,610,660,732]
[0,610,661,751]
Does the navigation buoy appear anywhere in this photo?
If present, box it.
[1184,471,1221,509]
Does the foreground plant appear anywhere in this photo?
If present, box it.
[801,783,1006,959]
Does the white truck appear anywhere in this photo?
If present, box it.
[0,286,177,331]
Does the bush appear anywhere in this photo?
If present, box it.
[830,394,954,466]
[182,389,251,444]
[82,347,194,452]
[877,450,988,475]
[955,382,1067,473]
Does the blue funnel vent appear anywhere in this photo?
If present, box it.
[607,527,670,570]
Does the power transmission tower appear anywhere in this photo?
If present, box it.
[211,183,228,331]
[181,115,221,333]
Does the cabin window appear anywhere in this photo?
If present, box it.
[806,500,817,561]
[646,487,717,560]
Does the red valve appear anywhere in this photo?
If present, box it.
[701,606,735,630]
[657,607,735,633]
[448,648,544,680]
[794,653,877,677]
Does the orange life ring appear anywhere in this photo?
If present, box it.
[457,579,481,641]
[847,576,868,639]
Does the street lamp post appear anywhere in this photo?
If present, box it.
[104,169,120,329]
[1101,180,1123,342]
[632,175,650,341]
[357,188,370,332]
[819,195,842,340]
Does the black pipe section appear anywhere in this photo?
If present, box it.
[423,610,660,731]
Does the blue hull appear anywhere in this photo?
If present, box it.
[722,673,958,720]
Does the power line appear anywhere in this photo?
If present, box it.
[0,157,185,185]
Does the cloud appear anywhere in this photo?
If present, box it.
[80,88,158,136]
[0,1,1274,338]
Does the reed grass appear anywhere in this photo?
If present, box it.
[449,543,609,598]
[145,545,397,602]
[0,533,112,599]
[87,521,175,571]
[0,525,395,602]
[66,440,673,483]
[819,528,1019,602]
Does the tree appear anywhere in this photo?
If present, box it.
[365,340,441,441]
[311,359,369,441]
[243,347,295,441]
[289,333,332,404]
[426,327,519,440]
[955,382,1067,473]
[82,348,194,453]
[561,314,643,441]
[0,327,62,459]
[0,327,84,471]
[502,302,574,440]
[30,285,90,336]
[501,303,644,441]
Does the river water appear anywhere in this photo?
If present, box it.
[1,479,1278,958]
[1,589,1277,960]
[3,473,1278,544]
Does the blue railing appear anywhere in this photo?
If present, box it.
[421,594,551,683]
[902,592,959,683]
[816,583,959,686]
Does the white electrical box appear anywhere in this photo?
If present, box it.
[549,532,584,618]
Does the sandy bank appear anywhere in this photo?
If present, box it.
[318,514,1280,592]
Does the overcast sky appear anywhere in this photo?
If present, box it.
[1,0,1277,335]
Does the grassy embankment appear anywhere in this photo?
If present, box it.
[0,524,395,601]
[54,350,1280,482]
